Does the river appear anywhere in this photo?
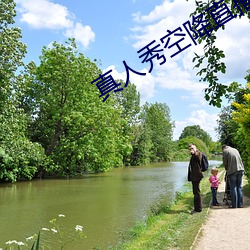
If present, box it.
[0,160,221,249]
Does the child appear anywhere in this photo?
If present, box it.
[209,168,220,206]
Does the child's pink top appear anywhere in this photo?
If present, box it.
[209,175,219,188]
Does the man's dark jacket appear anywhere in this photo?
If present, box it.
[188,150,204,182]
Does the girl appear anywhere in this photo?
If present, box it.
[209,168,220,206]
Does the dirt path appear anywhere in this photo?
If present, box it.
[192,174,250,250]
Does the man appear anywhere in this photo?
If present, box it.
[222,144,244,208]
[188,143,204,214]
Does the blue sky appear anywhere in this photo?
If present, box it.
[14,0,250,141]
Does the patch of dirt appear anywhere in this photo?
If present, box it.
[192,174,250,250]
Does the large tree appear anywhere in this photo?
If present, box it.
[178,136,209,156]
[179,125,212,146]
[0,0,47,182]
[139,102,174,162]
[230,82,250,176]
[216,106,240,147]
[0,0,26,108]
[113,81,140,165]
[24,39,127,175]
[216,73,250,149]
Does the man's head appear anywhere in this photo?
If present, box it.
[188,143,197,155]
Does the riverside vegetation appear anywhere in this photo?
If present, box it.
[1,214,86,249]
[113,168,250,250]
[111,168,224,250]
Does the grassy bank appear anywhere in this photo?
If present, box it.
[111,169,225,250]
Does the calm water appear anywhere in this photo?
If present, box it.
[0,160,221,249]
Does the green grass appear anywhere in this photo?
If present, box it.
[111,170,225,250]
[243,177,250,197]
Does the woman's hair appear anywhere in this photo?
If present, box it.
[211,167,218,174]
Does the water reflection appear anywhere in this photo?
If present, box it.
[0,160,221,249]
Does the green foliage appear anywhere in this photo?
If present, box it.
[171,148,190,161]
[178,136,209,156]
[179,125,212,146]
[0,0,27,108]
[3,214,86,249]
[209,141,222,154]
[0,0,48,182]
[216,73,250,178]
[216,106,240,147]
[23,39,127,175]
[31,231,40,250]
[189,0,250,107]
[129,123,153,165]
[139,102,174,163]
[114,82,140,165]
[0,108,50,182]
[114,81,141,124]
[231,82,250,177]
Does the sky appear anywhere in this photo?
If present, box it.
[14,0,250,141]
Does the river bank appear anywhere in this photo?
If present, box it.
[112,168,224,249]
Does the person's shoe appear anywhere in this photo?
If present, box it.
[238,205,243,208]
[228,205,236,208]
[190,209,201,214]
[212,203,220,206]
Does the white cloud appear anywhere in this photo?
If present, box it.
[215,17,250,82]
[16,0,95,49]
[153,62,206,92]
[130,0,195,49]
[132,0,192,24]
[173,110,219,141]
[129,0,250,96]
[16,0,73,29]
[65,22,95,48]
[127,0,208,103]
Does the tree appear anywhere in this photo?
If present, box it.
[0,0,27,109]
[216,106,240,147]
[24,39,127,175]
[231,82,250,176]
[113,81,140,165]
[189,0,250,107]
[178,136,209,156]
[114,81,141,125]
[209,141,222,155]
[179,125,212,146]
[129,122,153,165]
[0,0,47,182]
[139,102,174,162]
[216,73,250,151]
